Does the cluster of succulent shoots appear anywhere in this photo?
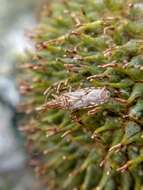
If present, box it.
[20,0,143,189]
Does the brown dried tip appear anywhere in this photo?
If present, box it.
[98,63,117,68]
[20,63,34,69]
[19,81,32,95]
[109,143,122,152]
[117,161,131,172]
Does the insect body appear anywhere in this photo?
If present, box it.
[44,87,110,110]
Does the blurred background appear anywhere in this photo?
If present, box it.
[0,0,44,189]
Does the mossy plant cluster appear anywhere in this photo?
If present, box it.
[21,0,143,189]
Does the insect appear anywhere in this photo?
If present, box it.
[43,87,110,111]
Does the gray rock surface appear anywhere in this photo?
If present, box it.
[0,0,44,189]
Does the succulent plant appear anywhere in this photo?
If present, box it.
[21,0,143,189]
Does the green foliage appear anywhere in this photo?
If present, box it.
[21,0,143,189]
